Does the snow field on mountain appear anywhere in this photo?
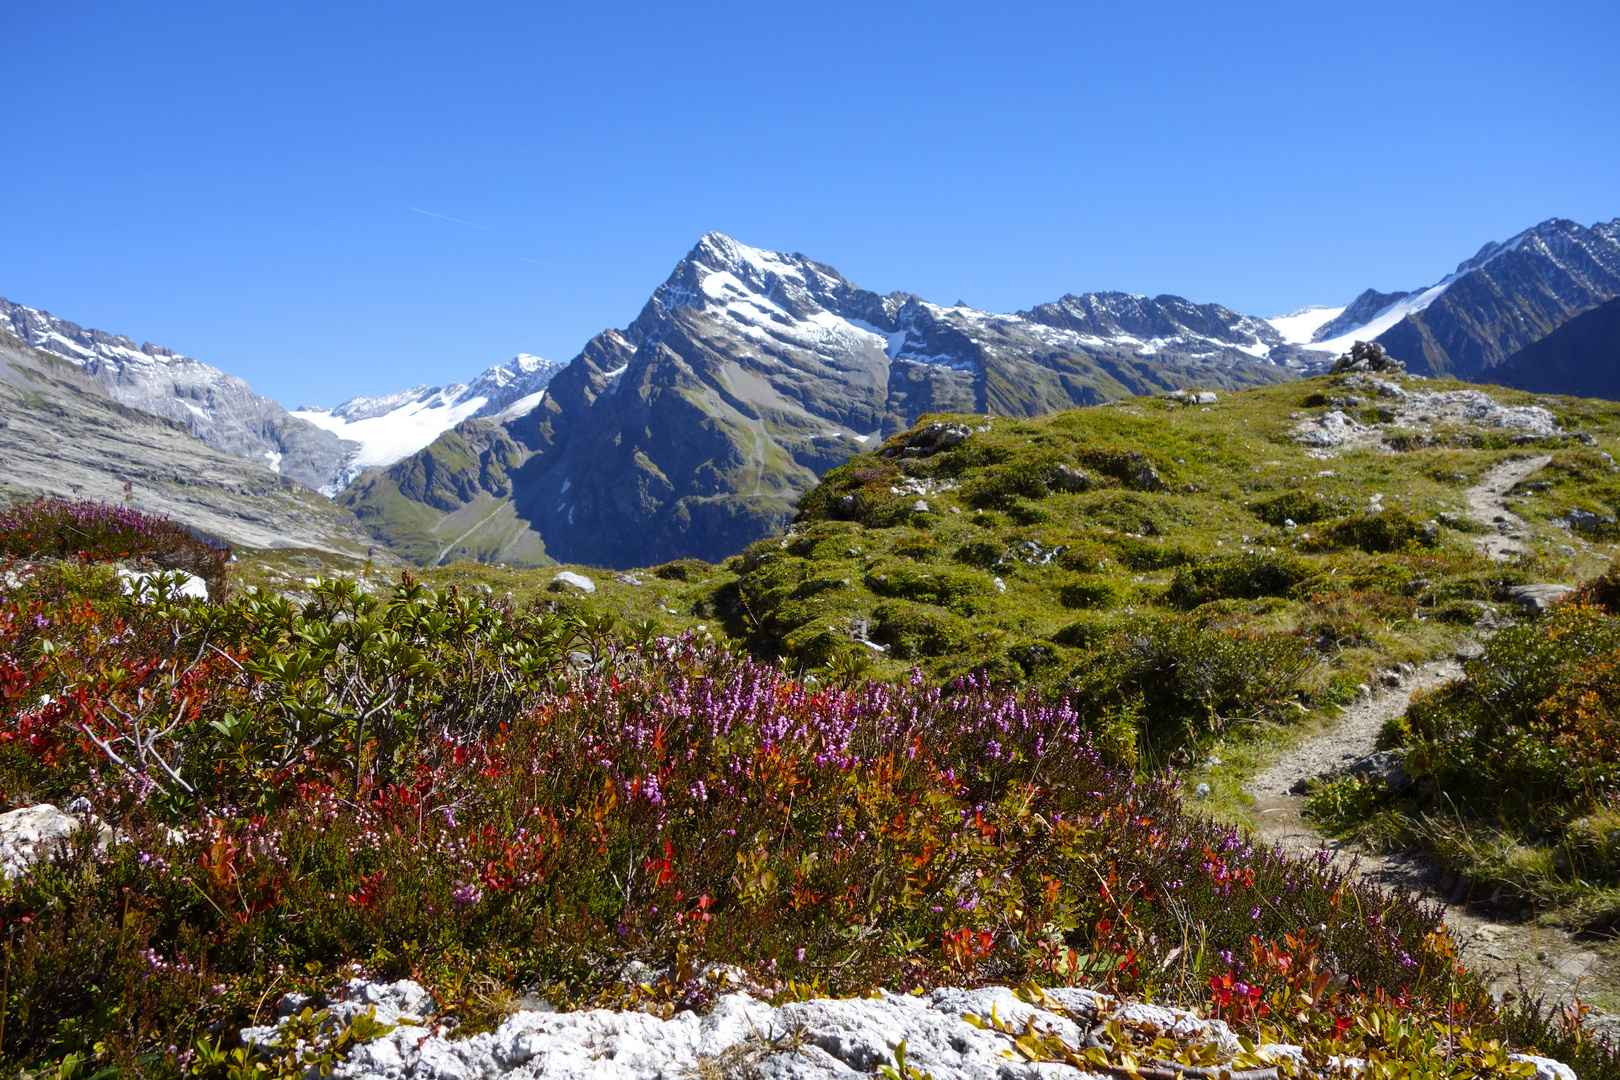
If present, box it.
[1265,305,1346,345]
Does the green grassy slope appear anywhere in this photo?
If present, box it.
[239,372,1620,758]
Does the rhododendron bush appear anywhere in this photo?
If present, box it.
[0,516,1590,1076]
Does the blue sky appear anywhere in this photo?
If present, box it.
[4,1,1617,405]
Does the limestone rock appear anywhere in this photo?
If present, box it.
[326,984,1244,1080]
[0,803,111,879]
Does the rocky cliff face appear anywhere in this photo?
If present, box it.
[1377,218,1620,379]
[346,233,1303,569]
[0,331,379,555]
[0,297,360,492]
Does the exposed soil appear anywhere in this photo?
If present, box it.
[1244,455,1620,1036]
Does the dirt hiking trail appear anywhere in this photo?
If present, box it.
[1244,455,1620,1034]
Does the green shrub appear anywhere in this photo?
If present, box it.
[960,459,1056,509]
[1109,535,1187,571]
[1323,510,1437,554]
[864,565,989,607]
[1166,552,1310,608]
[872,600,974,658]
[1065,617,1317,744]
[1058,574,1128,610]
[1253,491,1342,527]
[653,557,713,581]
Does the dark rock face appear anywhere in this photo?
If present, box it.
[1486,295,1620,400]
[1372,218,1620,381]
[349,233,1305,569]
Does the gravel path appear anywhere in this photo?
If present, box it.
[1244,454,1620,1033]
[1469,455,1553,562]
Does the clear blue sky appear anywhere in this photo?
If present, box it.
[4,1,1617,406]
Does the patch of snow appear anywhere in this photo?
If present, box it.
[1267,306,1346,345]
[845,319,909,358]
[495,390,545,419]
[1312,281,1452,355]
[262,450,283,473]
[292,394,490,471]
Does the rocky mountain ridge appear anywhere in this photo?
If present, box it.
[1296,218,1620,378]
[0,329,378,554]
[0,297,359,493]
[0,297,562,497]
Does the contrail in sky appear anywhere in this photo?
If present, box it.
[521,257,557,268]
[410,207,498,232]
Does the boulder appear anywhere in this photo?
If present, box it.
[0,802,111,879]
[1508,584,1575,616]
[1051,464,1094,492]
[1564,508,1616,534]
[1347,750,1413,793]
[551,571,596,594]
[896,422,973,460]
[1132,464,1165,491]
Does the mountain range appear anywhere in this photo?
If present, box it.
[4,216,1619,566]
[0,299,565,496]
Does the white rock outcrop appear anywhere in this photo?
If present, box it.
[238,979,1580,1080]
[0,802,111,879]
[290,982,1238,1080]
[1290,378,1565,456]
